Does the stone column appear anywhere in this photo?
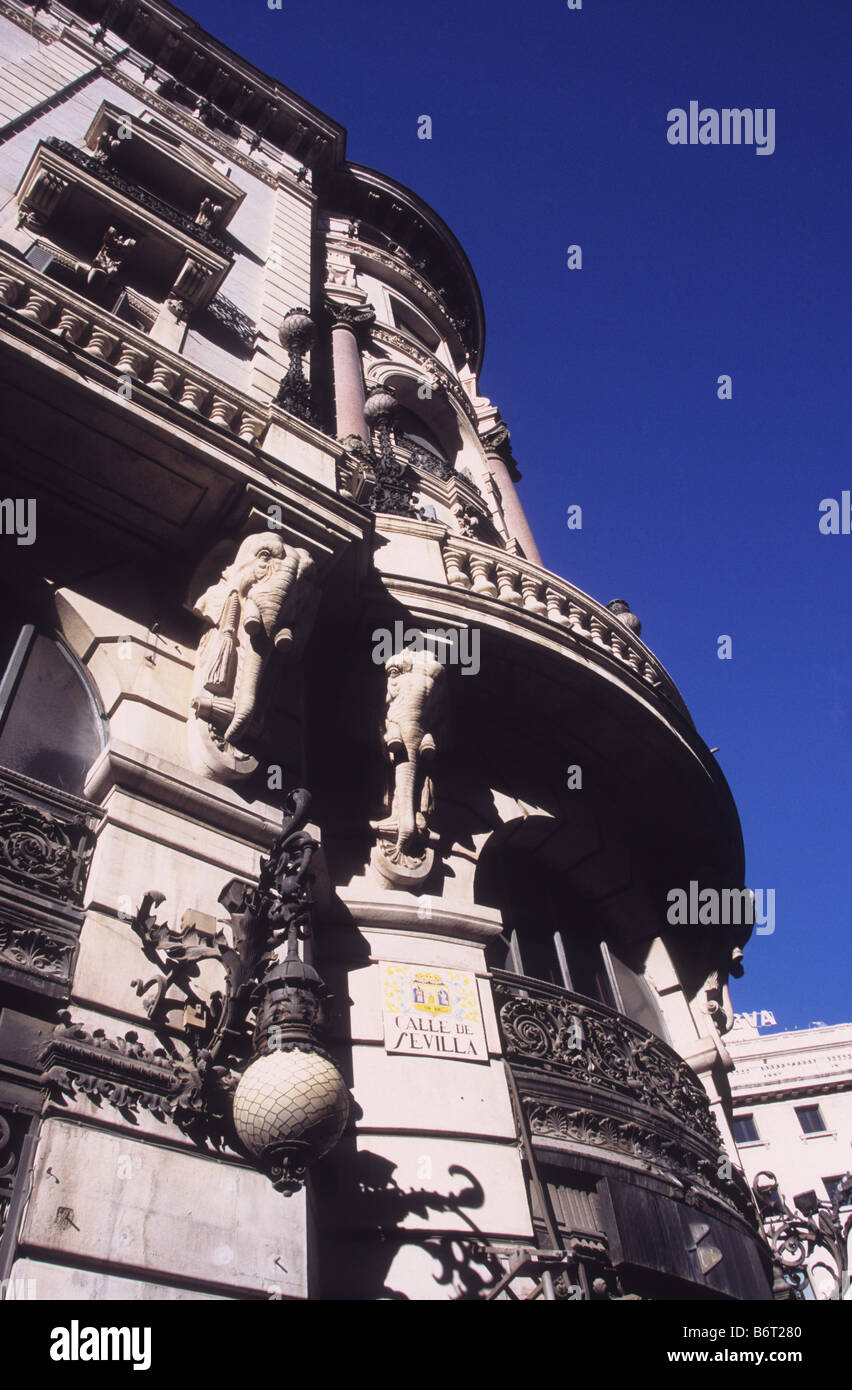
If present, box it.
[325,298,375,443]
[481,423,542,566]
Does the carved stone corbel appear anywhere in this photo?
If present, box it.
[18,170,70,232]
[188,530,320,781]
[86,225,137,289]
[371,644,446,886]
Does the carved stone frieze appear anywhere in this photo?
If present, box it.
[0,769,100,906]
[0,923,73,980]
[370,325,478,428]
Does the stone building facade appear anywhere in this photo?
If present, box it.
[727,1015,852,1298]
[0,0,772,1300]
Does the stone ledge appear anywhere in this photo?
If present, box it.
[84,740,284,846]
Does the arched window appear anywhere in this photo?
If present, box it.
[0,626,106,796]
[394,405,453,476]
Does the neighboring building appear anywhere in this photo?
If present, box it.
[0,0,772,1300]
[728,1014,852,1213]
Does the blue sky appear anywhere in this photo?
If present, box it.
[182,0,851,1029]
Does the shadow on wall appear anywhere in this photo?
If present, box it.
[311,1146,505,1299]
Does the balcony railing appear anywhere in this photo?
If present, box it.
[43,139,234,261]
[0,248,268,444]
[492,970,757,1226]
[441,537,689,718]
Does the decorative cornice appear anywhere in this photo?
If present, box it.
[106,65,282,188]
[370,325,478,429]
[328,234,470,358]
[9,0,345,164]
[41,1017,210,1127]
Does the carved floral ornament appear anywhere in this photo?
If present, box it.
[494,978,721,1144]
[188,531,320,782]
[0,775,98,906]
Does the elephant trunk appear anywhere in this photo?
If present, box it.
[225,641,263,743]
[393,751,419,850]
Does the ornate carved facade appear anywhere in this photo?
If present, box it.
[0,0,770,1303]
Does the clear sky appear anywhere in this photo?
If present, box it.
[181,0,851,1030]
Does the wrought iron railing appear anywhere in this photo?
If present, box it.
[492,971,757,1225]
[44,138,234,259]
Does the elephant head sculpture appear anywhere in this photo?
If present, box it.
[372,644,446,884]
[189,531,319,779]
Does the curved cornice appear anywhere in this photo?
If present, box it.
[322,163,486,371]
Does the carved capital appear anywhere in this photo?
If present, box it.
[324,297,376,334]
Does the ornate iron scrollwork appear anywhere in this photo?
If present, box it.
[752,1170,852,1300]
[43,139,234,260]
[494,974,720,1143]
[42,790,349,1193]
[493,972,758,1226]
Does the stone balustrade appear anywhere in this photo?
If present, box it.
[0,252,267,444]
[440,536,688,716]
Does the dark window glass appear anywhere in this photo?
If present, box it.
[795,1105,827,1135]
[607,950,668,1039]
[823,1176,850,1206]
[733,1114,760,1144]
[0,631,104,794]
[564,934,614,1009]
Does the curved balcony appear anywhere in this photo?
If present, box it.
[492,971,758,1232]
[440,534,689,716]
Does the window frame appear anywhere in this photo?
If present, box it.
[795,1104,828,1136]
